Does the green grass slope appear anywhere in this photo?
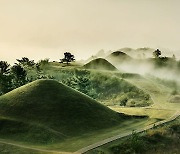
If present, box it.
[0,142,43,154]
[0,117,63,144]
[83,58,117,71]
[0,79,124,143]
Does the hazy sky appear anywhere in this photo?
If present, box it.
[0,0,180,63]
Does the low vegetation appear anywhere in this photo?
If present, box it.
[41,67,151,107]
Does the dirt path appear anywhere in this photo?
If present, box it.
[74,110,180,154]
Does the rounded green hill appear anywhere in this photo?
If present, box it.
[0,80,123,139]
[83,58,117,71]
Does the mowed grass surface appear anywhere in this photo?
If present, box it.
[0,79,155,152]
[0,117,156,152]
[0,80,123,139]
[0,142,43,154]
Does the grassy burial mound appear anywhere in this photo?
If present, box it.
[83,58,117,71]
[106,51,132,64]
[0,79,126,143]
[106,51,134,67]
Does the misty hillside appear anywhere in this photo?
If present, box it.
[119,47,155,59]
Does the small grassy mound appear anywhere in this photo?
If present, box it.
[83,58,117,71]
[0,79,125,143]
[106,51,132,64]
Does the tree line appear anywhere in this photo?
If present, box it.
[0,52,75,95]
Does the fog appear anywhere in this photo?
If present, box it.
[94,49,179,86]
[0,0,180,63]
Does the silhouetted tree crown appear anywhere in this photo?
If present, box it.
[60,52,75,64]
[11,64,27,80]
[0,61,10,74]
[172,54,176,60]
[16,57,35,67]
[153,49,161,58]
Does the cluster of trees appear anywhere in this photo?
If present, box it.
[153,49,162,58]
[0,60,29,95]
[0,52,75,95]
[153,49,176,60]
[152,49,179,69]
[0,58,50,95]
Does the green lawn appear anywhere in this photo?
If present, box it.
[0,117,157,152]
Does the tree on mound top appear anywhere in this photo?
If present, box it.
[153,49,161,58]
[60,52,75,64]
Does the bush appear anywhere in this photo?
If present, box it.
[119,95,128,106]
[110,132,148,154]
[38,58,49,68]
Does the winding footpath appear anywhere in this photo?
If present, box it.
[74,110,180,154]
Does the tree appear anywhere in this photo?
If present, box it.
[38,58,49,66]
[0,61,13,94]
[0,61,10,74]
[153,49,161,58]
[16,57,35,67]
[172,54,176,60]
[60,52,75,64]
[0,74,13,94]
[11,64,27,87]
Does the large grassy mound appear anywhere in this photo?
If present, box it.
[0,79,124,143]
[83,58,117,71]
